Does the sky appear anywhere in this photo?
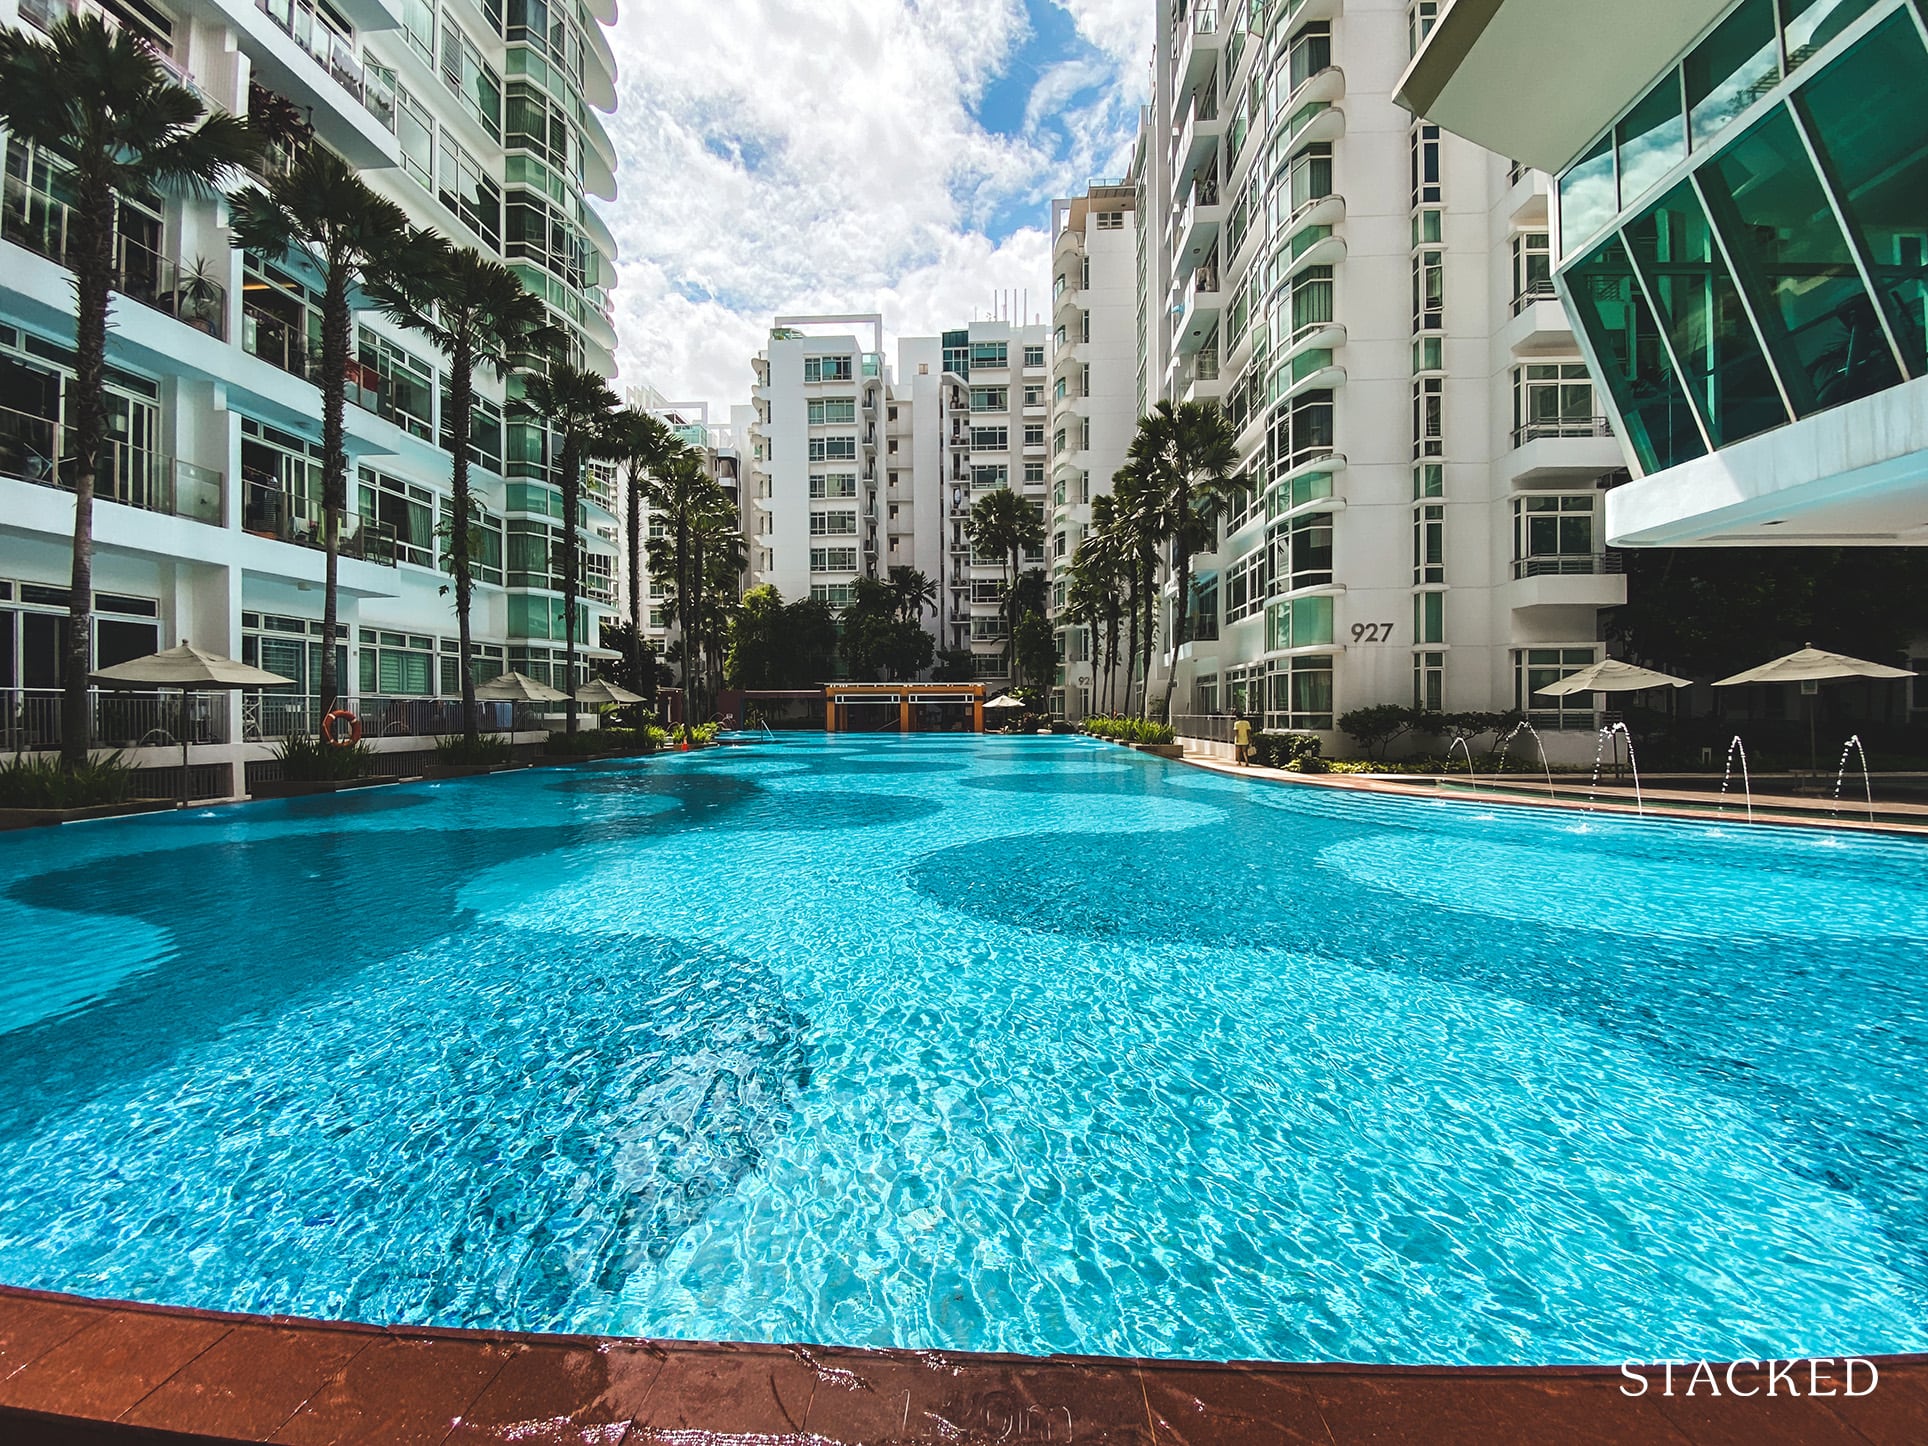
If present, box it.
[600,0,1152,418]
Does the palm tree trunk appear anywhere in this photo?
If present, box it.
[59,176,114,770]
[626,458,643,632]
[318,267,351,720]
[1122,576,1138,719]
[690,530,706,725]
[1139,553,1157,720]
[676,512,691,742]
[561,438,582,736]
[449,339,478,747]
[1160,521,1190,725]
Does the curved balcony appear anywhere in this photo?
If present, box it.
[1173,4,1224,100]
[1282,192,1345,236]
[1277,227,1347,287]
[1282,319,1347,363]
[1287,65,1346,113]
[1172,269,1223,357]
[1172,190,1224,276]
[1276,98,1346,153]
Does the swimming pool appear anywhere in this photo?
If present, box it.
[1,735,1924,1366]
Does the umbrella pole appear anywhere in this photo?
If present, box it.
[180,689,190,807]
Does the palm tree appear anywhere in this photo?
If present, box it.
[514,364,617,735]
[0,16,256,766]
[968,487,1044,674]
[602,408,681,634]
[229,148,412,719]
[1128,402,1243,721]
[642,449,722,740]
[888,566,937,626]
[372,239,559,747]
[690,494,747,706]
[1103,461,1164,717]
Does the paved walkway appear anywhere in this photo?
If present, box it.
[1,1287,1921,1444]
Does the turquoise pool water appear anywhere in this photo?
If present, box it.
[1,735,1925,1365]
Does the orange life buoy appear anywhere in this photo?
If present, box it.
[321,709,362,746]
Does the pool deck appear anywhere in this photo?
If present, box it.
[1,1287,1922,1445]
[1171,749,1928,836]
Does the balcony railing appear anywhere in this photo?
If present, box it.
[1512,416,1614,447]
[2,174,229,340]
[242,693,544,741]
[2,405,223,524]
[242,473,397,564]
[240,301,385,409]
[1172,714,1233,745]
[19,0,204,97]
[2,687,231,753]
[256,0,366,102]
[1512,279,1559,316]
[1512,552,1625,580]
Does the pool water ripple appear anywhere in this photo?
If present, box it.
[0,735,1924,1365]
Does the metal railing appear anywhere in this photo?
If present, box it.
[2,687,232,752]
[242,693,547,740]
[1512,416,1614,447]
[2,405,223,524]
[2,173,229,340]
[1172,713,1233,745]
[1511,279,1559,316]
[1513,551,1626,580]
[255,0,366,102]
[241,474,398,564]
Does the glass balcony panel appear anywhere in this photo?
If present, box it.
[1625,180,1790,447]
[1795,11,1928,374]
[1699,106,1901,414]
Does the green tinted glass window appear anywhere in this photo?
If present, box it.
[1561,234,1707,472]
[1781,0,1876,69]
[1796,11,1928,373]
[1559,131,1616,258]
[1626,180,1790,446]
[1618,74,1687,209]
[1700,106,1900,413]
[1685,0,1780,150]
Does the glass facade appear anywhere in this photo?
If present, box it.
[1556,0,1926,472]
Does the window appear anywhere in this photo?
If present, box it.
[970,426,1009,450]
[1513,496,1599,574]
[1414,651,1444,712]
[1559,132,1616,259]
[1290,265,1333,342]
[1024,462,1045,484]
[1512,232,1553,309]
[1024,384,1044,407]
[1411,124,1443,207]
[1413,589,1444,645]
[437,131,501,248]
[439,382,503,473]
[809,547,858,572]
[1413,503,1444,583]
[1280,512,1333,591]
[1615,74,1685,211]
[1412,248,1443,331]
[1798,12,1928,373]
[1699,107,1902,414]
[809,509,859,535]
[402,0,434,65]
[358,328,436,439]
[807,397,858,424]
[359,628,436,696]
[1079,363,1091,397]
[804,355,854,383]
[1024,344,1046,367]
[1288,22,1331,92]
[1413,336,1443,372]
[357,467,436,568]
[1053,426,1068,456]
[971,341,1009,369]
[440,18,502,140]
[1272,389,1335,471]
[1512,363,1597,443]
[1684,0,1779,150]
[1268,655,1333,730]
[1413,377,1444,458]
[810,472,858,498]
[1413,463,1443,500]
[1287,143,1333,221]
[1517,647,1600,728]
[970,387,1008,412]
[394,82,434,190]
[809,436,858,462]
[1024,423,1046,447]
[810,583,854,606]
[971,464,1008,489]
[440,498,504,585]
[1408,1,1438,56]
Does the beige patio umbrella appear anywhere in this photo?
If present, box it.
[1714,645,1913,778]
[575,678,644,707]
[1535,658,1692,697]
[984,693,1026,710]
[91,642,296,803]
[474,670,569,704]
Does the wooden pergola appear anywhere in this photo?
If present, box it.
[824,683,985,733]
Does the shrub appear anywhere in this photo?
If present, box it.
[1083,716,1176,746]
[432,734,513,764]
[277,734,372,781]
[1338,704,1417,760]
[689,721,721,745]
[1249,731,1322,769]
[0,752,136,808]
[644,725,671,750]
[545,729,612,756]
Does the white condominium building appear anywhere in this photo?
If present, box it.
[1048,181,1143,719]
[0,0,624,789]
[1127,0,1626,756]
[747,315,1049,684]
[620,385,746,653]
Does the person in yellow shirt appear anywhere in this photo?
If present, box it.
[1233,712,1253,766]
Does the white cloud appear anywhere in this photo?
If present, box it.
[599,0,1145,414]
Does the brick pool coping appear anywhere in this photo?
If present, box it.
[2,1287,1923,1444]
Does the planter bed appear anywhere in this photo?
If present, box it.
[248,777,401,801]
